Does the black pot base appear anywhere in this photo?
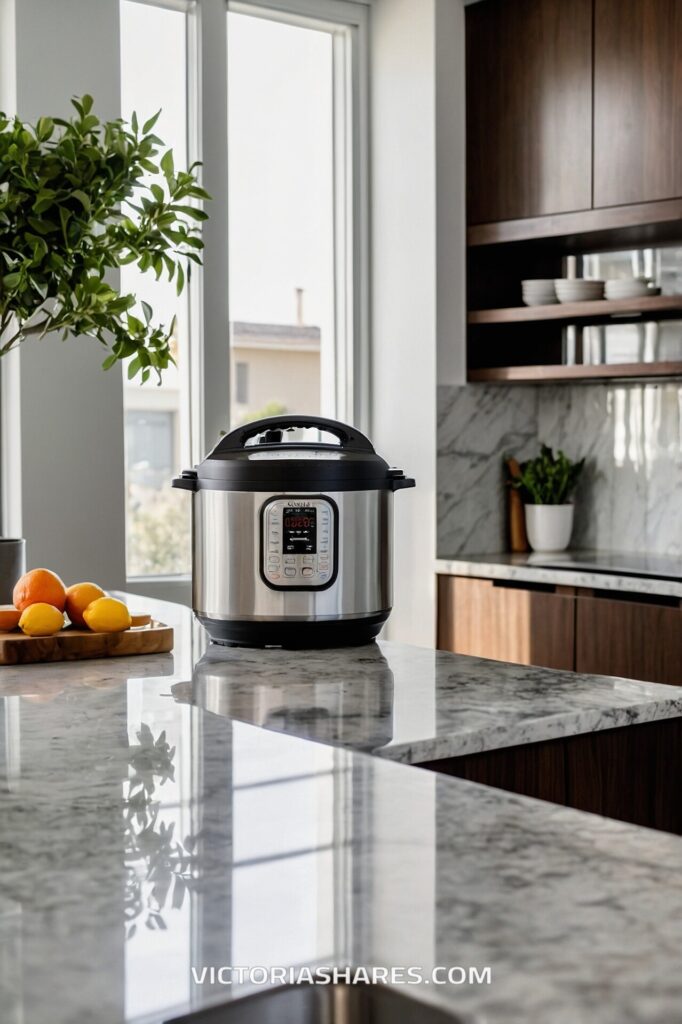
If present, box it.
[196,612,390,649]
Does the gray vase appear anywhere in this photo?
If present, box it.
[0,539,26,604]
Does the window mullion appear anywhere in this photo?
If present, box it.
[198,0,231,449]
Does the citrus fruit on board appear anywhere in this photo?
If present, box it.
[18,603,65,637]
[83,597,132,633]
[65,582,106,628]
[0,606,21,631]
[13,568,66,613]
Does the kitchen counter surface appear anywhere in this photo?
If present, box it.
[435,550,682,599]
[3,596,682,1023]
[176,634,682,764]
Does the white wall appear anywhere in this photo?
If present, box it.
[3,0,127,589]
[370,0,465,646]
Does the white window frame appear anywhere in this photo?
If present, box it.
[124,0,369,598]
[121,0,203,601]
[227,0,371,431]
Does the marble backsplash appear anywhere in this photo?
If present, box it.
[437,381,682,557]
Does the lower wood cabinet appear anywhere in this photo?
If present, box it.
[420,716,682,835]
[438,574,682,685]
[437,575,575,671]
[576,594,682,686]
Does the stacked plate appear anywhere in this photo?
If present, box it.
[521,279,557,306]
[554,278,604,303]
[604,278,658,300]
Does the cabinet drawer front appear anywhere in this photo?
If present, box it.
[438,576,575,671]
[576,595,682,685]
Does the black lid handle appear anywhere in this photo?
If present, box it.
[172,469,197,491]
[388,469,416,491]
[209,414,375,456]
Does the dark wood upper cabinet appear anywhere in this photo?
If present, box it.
[594,0,682,207]
[466,0,593,224]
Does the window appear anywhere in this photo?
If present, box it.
[125,411,175,490]
[120,0,196,579]
[227,2,367,428]
[119,0,366,584]
[235,361,250,406]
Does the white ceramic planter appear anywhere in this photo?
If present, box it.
[524,504,574,553]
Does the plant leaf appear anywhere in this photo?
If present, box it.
[142,110,162,134]
[160,149,174,179]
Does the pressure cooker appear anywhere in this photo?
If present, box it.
[172,414,414,647]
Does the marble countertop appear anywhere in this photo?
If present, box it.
[3,595,682,1023]
[175,637,682,763]
[435,550,682,599]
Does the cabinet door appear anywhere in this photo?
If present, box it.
[437,576,575,671]
[466,0,593,224]
[594,0,682,206]
[576,595,682,685]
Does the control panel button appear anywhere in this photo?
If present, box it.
[284,567,297,577]
[301,567,314,577]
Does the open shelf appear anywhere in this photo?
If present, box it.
[468,294,682,326]
[468,362,682,383]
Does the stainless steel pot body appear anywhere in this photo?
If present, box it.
[192,488,393,624]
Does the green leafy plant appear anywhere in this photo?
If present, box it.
[510,444,585,505]
[0,95,209,381]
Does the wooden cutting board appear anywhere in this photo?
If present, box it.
[0,620,174,665]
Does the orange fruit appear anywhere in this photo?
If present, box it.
[65,582,106,628]
[13,568,66,613]
[83,597,132,633]
[18,603,65,637]
[0,605,21,631]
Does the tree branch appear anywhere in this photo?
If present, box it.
[0,317,53,356]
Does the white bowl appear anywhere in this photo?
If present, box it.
[521,279,558,305]
[554,279,604,302]
[604,279,651,299]
[522,295,558,306]
[554,280,604,288]
[554,283,604,290]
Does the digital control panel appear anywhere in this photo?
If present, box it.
[262,497,335,588]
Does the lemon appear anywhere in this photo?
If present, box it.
[83,597,132,633]
[19,603,65,637]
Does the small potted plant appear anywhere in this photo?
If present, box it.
[512,444,585,553]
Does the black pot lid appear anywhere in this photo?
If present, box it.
[172,415,415,493]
